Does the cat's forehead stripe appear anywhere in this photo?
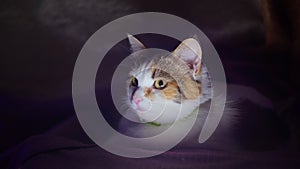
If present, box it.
[151,68,156,79]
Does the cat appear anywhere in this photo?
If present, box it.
[126,34,211,124]
[117,34,236,150]
[117,34,275,151]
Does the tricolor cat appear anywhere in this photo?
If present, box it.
[127,34,211,125]
[118,34,223,147]
[119,34,272,150]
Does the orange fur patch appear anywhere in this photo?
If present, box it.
[144,87,153,99]
[195,69,201,75]
[161,81,180,99]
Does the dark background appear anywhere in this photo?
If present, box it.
[0,0,300,168]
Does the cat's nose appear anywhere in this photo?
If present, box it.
[133,97,143,105]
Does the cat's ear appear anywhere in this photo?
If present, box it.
[172,38,202,80]
[127,33,145,53]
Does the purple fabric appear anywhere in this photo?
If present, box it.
[2,133,299,169]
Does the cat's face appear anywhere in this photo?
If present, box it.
[127,35,208,124]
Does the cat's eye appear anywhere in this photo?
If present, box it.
[130,77,138,87]
[154,79,167,89]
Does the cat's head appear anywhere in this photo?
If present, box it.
[127,35,211,124]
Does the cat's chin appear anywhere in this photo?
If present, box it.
[131,102,152,112]
[133,100,200,124]
[136,107,150,112]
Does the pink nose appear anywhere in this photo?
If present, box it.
[133,97,143,105]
